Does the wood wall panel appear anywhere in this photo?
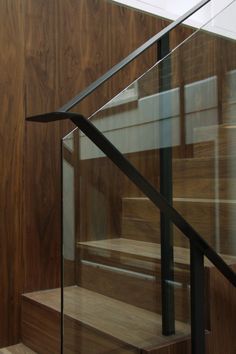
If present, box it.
[107,6,159,101]
[57,0,170,118]
[57,0,110,116]
[206,264,236,354]
[0,0,25,347]
[24,0,62,292]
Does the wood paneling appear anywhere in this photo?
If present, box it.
[24,0,62,293]
[57,0,110,116]
[24,0,163,291]
[206,264,236,354]
[0,0,25,347]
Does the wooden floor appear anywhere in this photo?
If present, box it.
[23,286,190,350]
[0,344,36,354]
[78,238,236,267]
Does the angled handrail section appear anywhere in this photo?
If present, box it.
[27,111,236,288]
[58,0,211,113]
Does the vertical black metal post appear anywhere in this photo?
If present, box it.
[190,243,205,354]
[158,35,175,335]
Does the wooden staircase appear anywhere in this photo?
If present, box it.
[18,193,195,353]
[4,184,234,353]
[18,227,235,353]
[19,197,235,354]
[3,130,236,353]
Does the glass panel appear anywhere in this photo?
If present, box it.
[62,2,236,353]
[62,129,191,353]
[68,1,236,259]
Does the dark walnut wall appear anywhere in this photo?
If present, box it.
[0,0,174,347]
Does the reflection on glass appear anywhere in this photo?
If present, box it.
[62,130,191,353]
[82,1,236,259]
[62,2,236,353]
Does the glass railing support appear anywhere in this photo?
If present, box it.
[158,34,175,336]
[190,242,205,354]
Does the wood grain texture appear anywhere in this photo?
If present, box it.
[0,344,36,354]
[21,296,60,354]
[57,0,110,117]
[24,0,63,293]
[77,262,190,323]
[122,196,236,253]
[107,5,160,105]
[206,264,236,354]
[78,238,190,265]
[0,0,25,347]
[23,0,169,295]
[22,286,189,352]
[173,156,236,200]
[63,316,138,354]
[77,238,235,268]
[142,337,191,354]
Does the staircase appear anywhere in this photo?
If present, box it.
[20,194,192,353]
[15,120,236,353]
[19,190,235,353]
[16,0,236,353]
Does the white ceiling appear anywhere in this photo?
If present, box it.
[111,0,236,40]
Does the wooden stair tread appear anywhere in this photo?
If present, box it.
[0,344,36,354]
[79,238,189,266]
[23,286,189,350]
[78,238,236,267]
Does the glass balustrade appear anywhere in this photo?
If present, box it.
[62,1,236,352]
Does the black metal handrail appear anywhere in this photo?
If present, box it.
[27,111,236,288]
[58,0,210,113]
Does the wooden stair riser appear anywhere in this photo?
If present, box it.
[64,316,138,354]
[21,299,60,354]
[122,198,236,254]
[77,241,190,281]
[173,178,236,200]
[193,125,236,158]
[22,296,137,354]
[173,155,236,199]
[76,262,190,323]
